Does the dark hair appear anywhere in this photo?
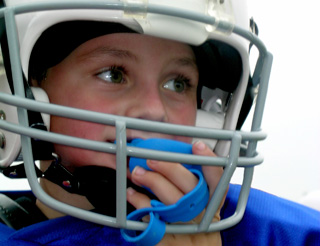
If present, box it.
[28,21,137,82]
[192,40,242,93]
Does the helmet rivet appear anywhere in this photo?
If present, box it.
[0,110,6,120]
[0,132,6,149]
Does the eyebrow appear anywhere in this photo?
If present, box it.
[78,46,138,62]
[78,46,198,71]
[173,57,198,70]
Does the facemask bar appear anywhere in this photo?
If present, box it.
[0,1,272,233]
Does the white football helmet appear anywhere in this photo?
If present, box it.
[0,0,272,243]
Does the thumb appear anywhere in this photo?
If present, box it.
[192,141,223,198]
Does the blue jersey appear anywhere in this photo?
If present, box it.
[0,184,319,245]
[221,185,320,245]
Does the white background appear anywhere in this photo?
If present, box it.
[234,0,320,206]
[1,0,320,209]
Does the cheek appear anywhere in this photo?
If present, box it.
[169,101,197,126]
[166,101,197,144]
[49,117,117,169]
[50,117,99,138]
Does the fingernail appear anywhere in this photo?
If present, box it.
[127,187,136,196]
[195,141,206,151]
[133,166,146,176]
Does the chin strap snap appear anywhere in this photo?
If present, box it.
[121,139,209,246]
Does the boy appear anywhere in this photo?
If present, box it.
[0,0,319,245]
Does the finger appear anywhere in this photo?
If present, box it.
[131,166,184,205]
[192,141,227,221]
[147,159,199,194]
[126,188,152,222]
[126,187,151,209]
[192,141,223,197]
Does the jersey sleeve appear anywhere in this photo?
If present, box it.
[221,184,320,246]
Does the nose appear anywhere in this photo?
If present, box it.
[125,84,167,122]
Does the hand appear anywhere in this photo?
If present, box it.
[128,141,226,246]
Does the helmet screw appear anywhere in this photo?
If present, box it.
[0,132,5,149]
[0,110,6,120]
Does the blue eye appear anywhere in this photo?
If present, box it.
[97,66,125,83]
[163,76,189,93]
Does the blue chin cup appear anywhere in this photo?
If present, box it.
[120,138,209,246]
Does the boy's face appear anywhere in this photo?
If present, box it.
[39,33,199,172]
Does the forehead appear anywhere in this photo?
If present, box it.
[73,33,196,63]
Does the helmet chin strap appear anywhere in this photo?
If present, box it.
[1,155,156,216]
[41,156,157,216]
